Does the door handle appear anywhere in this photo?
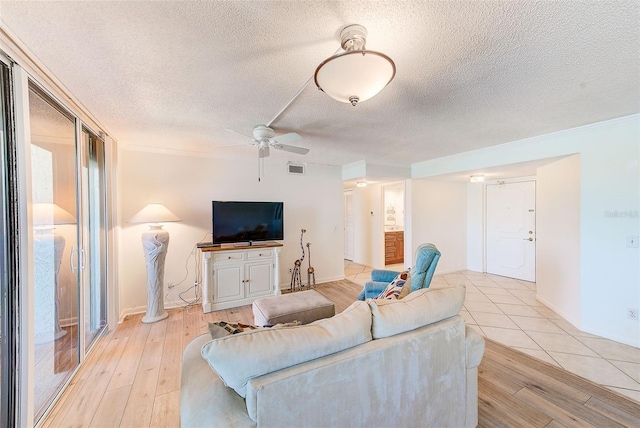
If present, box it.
[523,237,533,241]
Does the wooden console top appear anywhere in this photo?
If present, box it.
[197,241,283,252]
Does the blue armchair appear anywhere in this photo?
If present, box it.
[357,243,441,300]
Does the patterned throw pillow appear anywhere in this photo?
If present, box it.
[375,270,411,300]
[208,321,259,339]
[208,320,301,339]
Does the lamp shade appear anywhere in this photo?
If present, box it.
[314,50,396,105]
[33,202,76,226]
[128,203,181,224]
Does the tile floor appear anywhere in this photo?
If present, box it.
[344,260,640,403]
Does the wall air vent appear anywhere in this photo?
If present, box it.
[287,162,305,175]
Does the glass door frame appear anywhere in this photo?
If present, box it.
[0,50,18,428]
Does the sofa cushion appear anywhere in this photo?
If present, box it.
[368,284,466,339]
[201,300,372,397]
[375,271,410,299]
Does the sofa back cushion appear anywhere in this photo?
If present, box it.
[201,300,372,397]
[368,284,465,339]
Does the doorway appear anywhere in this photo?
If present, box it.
[486,181,536,282]
[382,182,405,266]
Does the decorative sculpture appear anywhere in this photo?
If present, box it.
[141,226,170,323]
[306,242,316,289]
[128,203,181,323]
[290,229,306,292]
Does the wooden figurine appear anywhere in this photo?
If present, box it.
[289,228,306,292]
[306,242,316,289]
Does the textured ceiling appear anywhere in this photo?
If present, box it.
[1,1,638,170]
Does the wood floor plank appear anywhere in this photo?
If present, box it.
[52,336,128,427]
[182,306,201,352]
[478,362,524,395]
[514,387,598,428]
[155,310,183,397]
[478,376,552,427]
[482,347,592,403]
[88,385,131,428]
[584,396,640,427]
[119,320,167,427]
[106,317,151,391]
[149,390,181,428]
[77,330,114,383]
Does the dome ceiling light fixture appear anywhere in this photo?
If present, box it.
[314,24,396,106]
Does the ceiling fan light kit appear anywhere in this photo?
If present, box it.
[314,24,396,106]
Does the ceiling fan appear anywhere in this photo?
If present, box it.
[223,125,309,158]
[218,125,309,181]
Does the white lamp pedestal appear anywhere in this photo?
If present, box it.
[141,225,170,323]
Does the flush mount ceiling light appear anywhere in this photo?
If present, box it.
[470,174,485,183]
[314,24,396,106]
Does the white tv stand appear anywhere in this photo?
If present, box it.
[198,242,282,313]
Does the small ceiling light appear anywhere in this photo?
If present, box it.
[356,181,367,188]
[314,24,396,106]
[470,174,485,183]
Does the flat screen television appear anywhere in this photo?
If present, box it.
[212,201,284,245]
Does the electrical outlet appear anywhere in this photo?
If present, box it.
[628,308,638,321]
[627,236,639,248]
[288,268,293,274]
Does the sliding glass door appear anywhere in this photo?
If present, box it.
[28,84,80,422]
[24,79,110,425]
[81,129,107,350]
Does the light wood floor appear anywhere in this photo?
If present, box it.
[42,279,640,427]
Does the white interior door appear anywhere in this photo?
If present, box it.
[344,192,354,260]
[486,181,536,282]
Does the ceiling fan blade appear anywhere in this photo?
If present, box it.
[272,144,309,155]
[272,132,301,145]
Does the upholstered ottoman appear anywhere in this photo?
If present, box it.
[252,290,335,326]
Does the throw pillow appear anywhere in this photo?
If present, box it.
[368,284,466,339]
[375,270,410,299]
[208,321,259,339]
[208,320,302,340]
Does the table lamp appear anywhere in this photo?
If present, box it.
[32,202,76,343]
[128,203,181,323]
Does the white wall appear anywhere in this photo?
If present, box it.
[117,149,344,318]
[410,180,467,273]
[537,155,581,326]
[466,183,484,272]
[413,115,639,346]
[351,183,384,268]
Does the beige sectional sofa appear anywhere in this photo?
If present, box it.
[181,284,485,428]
